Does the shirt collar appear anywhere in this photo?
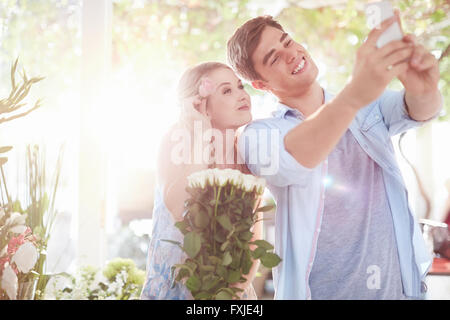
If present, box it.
[272,88,334,120]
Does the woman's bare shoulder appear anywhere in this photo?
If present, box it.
[157,124,187,183]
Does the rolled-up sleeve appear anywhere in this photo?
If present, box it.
[238,120,313,187]
[378,89,442,137]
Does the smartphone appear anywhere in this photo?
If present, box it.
[365,1,403,48]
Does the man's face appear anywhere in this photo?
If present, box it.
[251,26,319,95]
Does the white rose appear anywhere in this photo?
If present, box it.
[255,177,266,195]
[11,242,39,273]
[187,172,199,188]
[205,169,215,186]
[241,174,256,192]
[214,169,229,187]
[10,225,27,234]
[1,263,18,300]
[221,169,240,187]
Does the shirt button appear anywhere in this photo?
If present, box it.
[375,115,380,120]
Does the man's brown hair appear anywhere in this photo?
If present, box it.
[227,15,285,82]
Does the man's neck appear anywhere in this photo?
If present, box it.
[278,82,324,118]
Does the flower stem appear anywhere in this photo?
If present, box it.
[213,186,222,256]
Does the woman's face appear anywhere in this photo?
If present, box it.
[204,68,252,130]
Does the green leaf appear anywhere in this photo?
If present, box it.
[242,251,252,275]
[186,275,201,292]
[216,265,227,279]
[255,204,275,212]
[201,275,220,291]
[194,291,212,300]
[230,250,242,269]
[160,239,181,246]
[215,290,232,300]
[260,252,282,268]
[251,247,266,259]
[234,237,244,249]
[250,240,274,251]
[208,256,222,265]
[183,232,202,258]
[199,265,215,272]
[222,251,232,266]
[0,146,13,154]
[239,231,253,241]
[173,264,194,278]
[174,220,188,233]
[176,268,190,282]
[220,240,229,252]
[194,208,210,229]
[214,231,226,243]
[216,215,233,231]
[226,225,235,239]
[227,270,241,283]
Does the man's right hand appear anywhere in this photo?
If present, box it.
[344,13,413,110]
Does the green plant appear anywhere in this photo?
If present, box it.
[164,169,281,300]
[0,58,44,300]
[0,57,44,209]
[44,258,145,300]
[23,144,64,299]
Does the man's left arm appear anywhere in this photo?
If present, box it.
[404,88,442,122]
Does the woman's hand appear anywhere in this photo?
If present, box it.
[180,94,212,133]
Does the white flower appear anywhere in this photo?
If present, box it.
[241,174,257,192]
[5,212,26,228]
[11,242,39,273]
[187,171,207,189]
[255,177,266,195]
[221,169,240,186]
[214,168,229,187]
[205,169,215,186]
[88,270,107,292]
[1,263,18,300]
[10,225,27,234]
[188,169,265,193]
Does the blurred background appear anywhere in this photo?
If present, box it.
[0,0,449,299]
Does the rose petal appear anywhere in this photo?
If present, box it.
[1,263,18,300]
[11,242,39,273]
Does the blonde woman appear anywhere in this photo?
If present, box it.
[141,62,263,300]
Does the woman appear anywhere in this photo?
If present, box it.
[140,62,263,300]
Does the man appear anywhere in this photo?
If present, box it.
[227,12,442,299]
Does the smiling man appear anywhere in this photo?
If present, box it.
[227,14,443,300]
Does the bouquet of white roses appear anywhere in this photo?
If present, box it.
[164,168,281,300]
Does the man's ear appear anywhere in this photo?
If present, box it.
[251,80,270,91]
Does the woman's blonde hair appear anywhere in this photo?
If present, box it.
[177,62,231,106]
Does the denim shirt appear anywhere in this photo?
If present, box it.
[238,89,442,300]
